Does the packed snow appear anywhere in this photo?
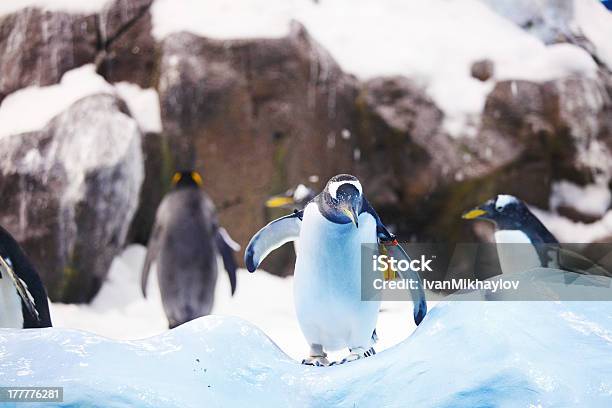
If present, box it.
[532,208,612,243]
[0,65,162,138]
[3,272,612,407]
[570,0,612,69]
[50,245,431,361]
[0,65,113,138]
[151,0,604,137]
[550,180,612,218]
[115,82,163,134]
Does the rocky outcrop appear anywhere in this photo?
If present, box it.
[158,23,360,254]
[1,0,611,284]
[96,0,157,87]
[0,94,143,302]
[0,8,98,103]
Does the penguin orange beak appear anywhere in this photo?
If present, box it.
[462,208,487,220]
[265,195,295,208]
[342,206,359,228]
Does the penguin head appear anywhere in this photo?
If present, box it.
[321,174,363,227]
[172,170,203,189]
[462,194,533,230]
[265,184,316,210]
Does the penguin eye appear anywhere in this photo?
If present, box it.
[496,206,503,212]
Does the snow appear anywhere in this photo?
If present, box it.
[571,0,612,69]
[4,272,612,406]
[51,245,431,361]
[0,0,110,17]
[0,65,113,138]
[151,0,604,137]
[550,180,611,217]
[0,65,163,138]
[115,82,163,134]
[532,208,612,243]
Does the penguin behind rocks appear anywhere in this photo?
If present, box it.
[462,194,610,277]
[0,225,52,328]
[265,184,316,212]
[246,174,427,366]
[141,170,239,329]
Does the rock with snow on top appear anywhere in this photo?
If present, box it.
[0,94,143,303]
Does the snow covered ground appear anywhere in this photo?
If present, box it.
[3,281,611,407]
[50,244,432,361]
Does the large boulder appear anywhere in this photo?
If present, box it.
[355,76,521,241]
[0,7,98,103]
[157,23,360,267]
[354,68,612,244]
[0,94,143,302]
[96,0,157,88]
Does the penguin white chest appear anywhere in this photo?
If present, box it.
[0,273,24,328]
[494,230,541,275]
[293,204,379,350]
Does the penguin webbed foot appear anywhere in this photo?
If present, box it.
[302,344,330,367]
[301,356,330,367]
[330,347,376,365]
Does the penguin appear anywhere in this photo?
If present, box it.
[462,194,610,277]
[265,184,316,212]
[141,170,239,329]
[0,225,52,328]
[245,174,427,366]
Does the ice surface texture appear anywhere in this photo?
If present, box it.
[1,287,611,406]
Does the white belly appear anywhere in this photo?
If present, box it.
[293,203,379,351]
[494,230,541,275]
[0,274,24,328]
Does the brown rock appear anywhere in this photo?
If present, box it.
[471,59,494,81]
[0,94,143,302]
[0,8,98,103]
[157,23,359,274]
[96,0,157,87]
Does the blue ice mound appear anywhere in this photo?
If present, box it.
[1,277,611,407]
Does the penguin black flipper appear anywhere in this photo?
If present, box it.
[141,222,163,297]
[556,247,612,278]
[361,199,428,325]
[216,227,239,295]
[245,210,303,272]
[0,226,51,328]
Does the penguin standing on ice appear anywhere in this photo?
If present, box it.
[0,225,52,328]
[462,194,610,277]
[245,174,427,366]
[142,171,239,329]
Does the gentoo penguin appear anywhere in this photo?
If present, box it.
[0,225,52,328]
[141,171,239,329]
[462,194,609,277]
[245,174,427,366]
[265,184,316,212]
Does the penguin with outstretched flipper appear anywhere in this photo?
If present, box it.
[246,174,426,366]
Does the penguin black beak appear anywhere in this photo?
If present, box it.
[462,206,488,220]
[342,205,359,228]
